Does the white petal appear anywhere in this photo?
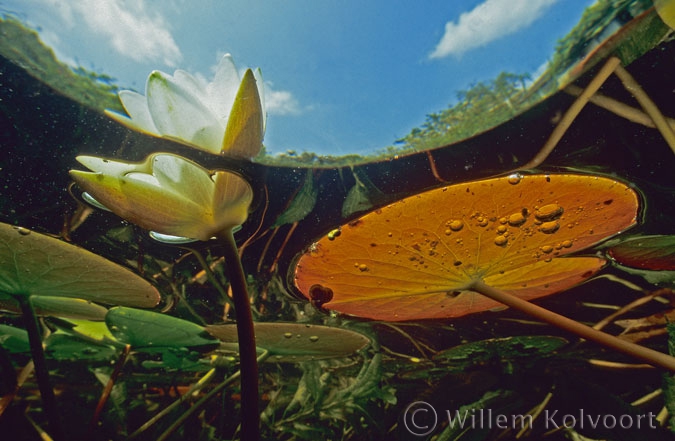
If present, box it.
[149,154,214,208]
[116,90,159,133]
[146,71,224,154]
[254,68,267,133]
[76,155,151,176]
[173,69,208,102]
[205,54,240,121]
[212,171,254,231]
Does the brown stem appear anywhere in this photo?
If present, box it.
[469,280,675,372]
[156,351,269,441]
[129,368,217,439]
[217,228,260,441]
[564,85,675,131]
[613,63,675,154]
[520,56,621,170]
[15,295,64,441]
[88,344,131,436]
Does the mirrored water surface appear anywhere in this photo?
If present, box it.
[1,2,674,441]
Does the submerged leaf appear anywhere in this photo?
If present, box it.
[342,167,385,218]
[294,174,638,321]
[0,223,160,308]
[205,322,370,362]
[272,169,317,227]
[44,333,118,363]
[434,335,568,367]
[0,324,30,354]
[608,235,675,270]
[105,307,219,350]
[0,296,108,320]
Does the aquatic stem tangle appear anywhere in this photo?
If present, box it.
[14,295,64,441]
[156,351,270,441]
[88,344,132,437]
[469,280,675,371]
[520,56,621,170]
[183,245,236,312]
[612,63,675,154]
[522,55,675,171]
[217,228,260,441]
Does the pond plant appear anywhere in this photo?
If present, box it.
[2,8,675,440]
[69,54,266,440]
[293,173,675,371]
[0,222,160,440]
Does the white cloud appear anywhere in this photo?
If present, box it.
[68,0,183,66]
[264,83,302,116]
[429,0,558,59]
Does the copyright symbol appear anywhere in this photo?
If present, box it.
[403,401,437,436]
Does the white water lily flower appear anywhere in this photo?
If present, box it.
[105,54,265,158]
[69,153,253,241]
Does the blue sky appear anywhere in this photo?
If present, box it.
[3,0,595,155]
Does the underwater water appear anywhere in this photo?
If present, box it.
[1,3,675,441]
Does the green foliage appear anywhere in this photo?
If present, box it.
[0,15,123,113]
[390,71,533,154]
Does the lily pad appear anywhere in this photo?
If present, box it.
[607,235,675,271]
[294,174,638,321]
[0,296,108,320]
[205,322,371,362]
[0,223,160,307]
[434,335,568,365]
[105,306,219,350]
[44,333,118,363]
[0,324,31,354]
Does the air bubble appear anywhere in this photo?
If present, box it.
[541,245,553,254]
[309,336,319,342]
[535,204,563,221]
[449,220,464,231]
[508,212,526,226]
[561,239,573,248]
[494,235,508,246]
[497,225,507,234]
[507,173,522,185]
[539,221,560,234]
[477,217,488,227]
[358,263,369,272]
[284,332,293,339]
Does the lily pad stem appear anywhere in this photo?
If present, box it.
[156,351,269,441]
[217,228,260,441]
[15,295,64,441]
[470,280,675,372]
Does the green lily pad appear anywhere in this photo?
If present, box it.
[105,306,219,350]
[141,347,213,372]
[400,336,568,381]
[44,332,118,363]
[0,296,108,320]
[0,324,31,354]
[608,235,675,271]
[0,223,160,307]
[434,335,568,367]
[205,322,371,362]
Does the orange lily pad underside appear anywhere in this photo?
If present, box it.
[294,174,638,321]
